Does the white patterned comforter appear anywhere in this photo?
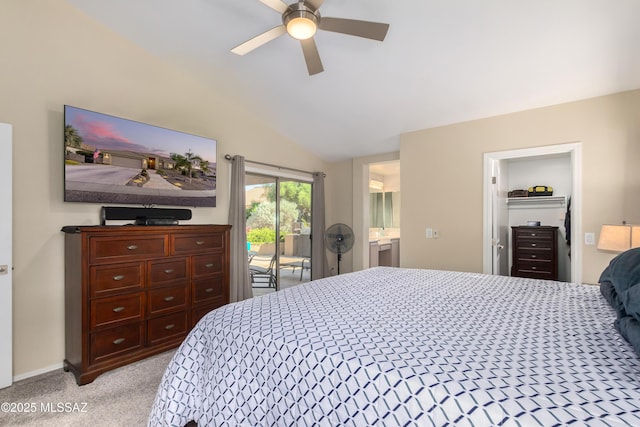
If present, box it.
[149,267,640,426]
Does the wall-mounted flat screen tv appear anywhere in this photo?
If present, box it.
[64,105,216,207]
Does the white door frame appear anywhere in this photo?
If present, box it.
[483,142,583,283]
[0,123,12,389]
[490,158,510,276]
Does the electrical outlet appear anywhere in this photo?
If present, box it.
[433,230,439,238]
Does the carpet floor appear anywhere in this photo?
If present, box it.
[0,350,175,426]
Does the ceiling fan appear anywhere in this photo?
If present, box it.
[231,0,390,75]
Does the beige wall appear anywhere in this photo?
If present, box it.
[400,89,640,283]
[324,160,354,275]
[0,1,327,378]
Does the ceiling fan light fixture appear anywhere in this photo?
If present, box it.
[283,4,319,40]
[286,16,317,40]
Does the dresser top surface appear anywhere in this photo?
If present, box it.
[62,224,231,234]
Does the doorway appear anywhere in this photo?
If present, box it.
[368,161,401,268]
[0,123,12,389]
[245,173,312,297]
[483,143,582,283]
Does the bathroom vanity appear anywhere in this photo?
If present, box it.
[369,238,400,268]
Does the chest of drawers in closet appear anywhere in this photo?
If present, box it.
[511,226,558,281]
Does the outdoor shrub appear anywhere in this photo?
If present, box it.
[247,228,285,243]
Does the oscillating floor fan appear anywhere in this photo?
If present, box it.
[324,223,354,275]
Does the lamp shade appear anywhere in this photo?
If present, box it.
[633,226,640,248]
[597,225,632,252]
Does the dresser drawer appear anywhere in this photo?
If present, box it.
[192,253,224,278]
[512,268,554,280]
[89,235,167,264]
[90,262,144,297]
[91,293,143,329]
[173,233,224,255]
[515,248,554,262]
[149,258,188,286]
[513,228,555,240]
[148,284,189,316]
[193,277,225,304]
[147,312,188,345]
[515,239,554,250]
[516,259,553,273]
[91,323,143,363]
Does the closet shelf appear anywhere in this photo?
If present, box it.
[506,195,567,208]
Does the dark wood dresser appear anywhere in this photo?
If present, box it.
[62,224,231,385]
[511,226,559,281]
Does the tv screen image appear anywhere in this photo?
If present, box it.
[64,105,217,207]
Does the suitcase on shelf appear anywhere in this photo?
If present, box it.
[508,189,528,198]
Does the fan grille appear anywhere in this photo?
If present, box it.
[324,223,354,254]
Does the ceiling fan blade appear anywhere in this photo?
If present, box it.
[319,17,389,41]
[300,38,323,75]
[231,25,286,56]
[304,0,325,11]
[259,0,288,14]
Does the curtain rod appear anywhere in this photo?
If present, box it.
[224,154,320,176]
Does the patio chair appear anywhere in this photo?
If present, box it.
[249,255,276,288]
[281,257,310,280]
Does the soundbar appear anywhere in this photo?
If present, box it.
[101,206,192,226]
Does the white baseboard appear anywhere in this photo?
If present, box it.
[13,362,64,383]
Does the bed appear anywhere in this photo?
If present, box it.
[149,263,640,426]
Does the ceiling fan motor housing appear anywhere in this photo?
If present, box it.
[283,3,320,39]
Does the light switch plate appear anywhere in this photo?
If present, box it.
[585,232,595,245]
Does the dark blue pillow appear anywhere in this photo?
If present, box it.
[623,282,640,323]
[599,247,640,294]
[615,316,640,356]
[600,280,627,318]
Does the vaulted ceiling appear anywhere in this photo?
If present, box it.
[66,0,640,162]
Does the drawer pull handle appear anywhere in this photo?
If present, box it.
[196,241,205,245]
[205,288,214,293]
[531,255,537,259]
[164,324,175,330]
[531,233,536,236]
[164,296,175,302]
[164,268,175,274]
[205,263,214,268]
[113,275,125,281]
[531,243,537,247]
[127,245,138,251]
[531,266,537,270]
[112,306,125,313]
[113,338,125,345]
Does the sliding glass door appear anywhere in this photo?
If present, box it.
[245,173,312,296]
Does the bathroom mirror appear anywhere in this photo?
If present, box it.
[370,191,400,229]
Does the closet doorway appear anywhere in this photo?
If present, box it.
[483,143,583,283]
